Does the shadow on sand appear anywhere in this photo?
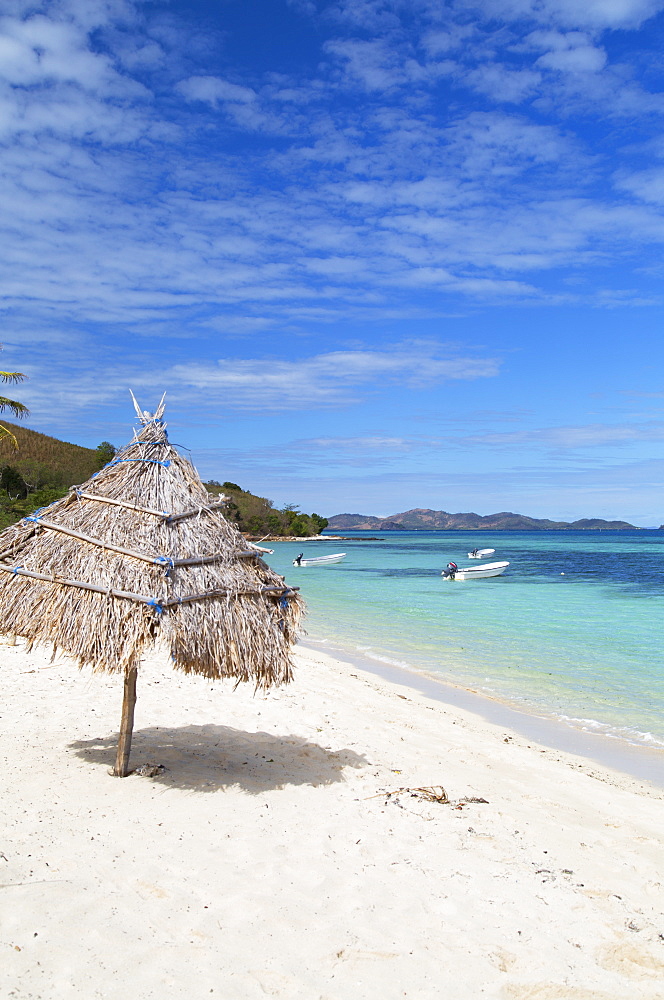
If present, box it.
[69,723,367,792]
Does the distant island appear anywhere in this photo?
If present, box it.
[327,508,637,531]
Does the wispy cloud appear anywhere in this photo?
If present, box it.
[165,342,501,410]
[8,338,500,429]
[466,421,664,449]
[307,435,411,449]
[471,0,664,31]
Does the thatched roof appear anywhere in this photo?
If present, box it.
[0,396,303,688]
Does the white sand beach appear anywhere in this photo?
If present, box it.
[1,638,663,1000]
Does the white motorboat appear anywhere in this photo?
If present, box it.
[467,548,495,559]
[442,561,509,580]
[293,552,346,567]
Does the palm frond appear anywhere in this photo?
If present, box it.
[0,371,26,384]
[0,424,19,450]
[0,397,29,417]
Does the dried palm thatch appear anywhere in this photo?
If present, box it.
[0,394,304,775]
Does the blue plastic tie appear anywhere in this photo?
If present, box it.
[147,599,164,615]
[12,565,23,575]
[154,556,175,575]
[108,458,171,469]
[279,588,292,611]
[24,505,50,523]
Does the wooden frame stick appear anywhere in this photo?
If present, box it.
[18,518,259,566]
[75,491,228,523]
[0,564,156,604]
[75,492,169,518]
[24,518,160,564]
[165,502,227,523]
[0,563,299,608]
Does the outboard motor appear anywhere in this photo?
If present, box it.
[442,561,458,580]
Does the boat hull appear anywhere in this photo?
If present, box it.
[293,553,346,567]
[467,548,495,559]
[442,561,509,580]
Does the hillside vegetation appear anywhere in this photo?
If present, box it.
[0,422,328,537]
[0,421,105,491]
[0,422,109,531]
[205,481,328,537]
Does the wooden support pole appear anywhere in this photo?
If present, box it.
[113,666,138,777]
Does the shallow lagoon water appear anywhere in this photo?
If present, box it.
[267,530,664,751]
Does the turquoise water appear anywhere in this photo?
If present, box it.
[265,531,664,750]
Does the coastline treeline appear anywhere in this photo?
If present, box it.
[205,481,328,537]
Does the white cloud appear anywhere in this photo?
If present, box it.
[176,74,294,132]
[324,38,406,91]
[467,421,664,449]
[538,45,606,74]
[301,256,370,276]
[324,0,403,32]
[466,63,542,102]
[165,343,501,410]
[0,11,145,95]
[444,111,572,173]
[461,0,664,30]
[322,0,664,33]
[176,75,257,106]
[114,38,164,72]
[422,25,475,55]
[307,435,411,449]
[525,30,607,74]
[614,167,664,204]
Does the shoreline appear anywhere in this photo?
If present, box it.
[246,534,362,542]
[301,638,664,789]
[267,530,664,770]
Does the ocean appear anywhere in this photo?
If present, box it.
[265,530,664,764]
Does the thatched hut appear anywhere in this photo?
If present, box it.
[0,395,303,775]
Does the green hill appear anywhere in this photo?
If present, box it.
[0,421,106,490]
[0,422,109,530]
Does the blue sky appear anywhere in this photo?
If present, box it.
[2,0,664,523]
